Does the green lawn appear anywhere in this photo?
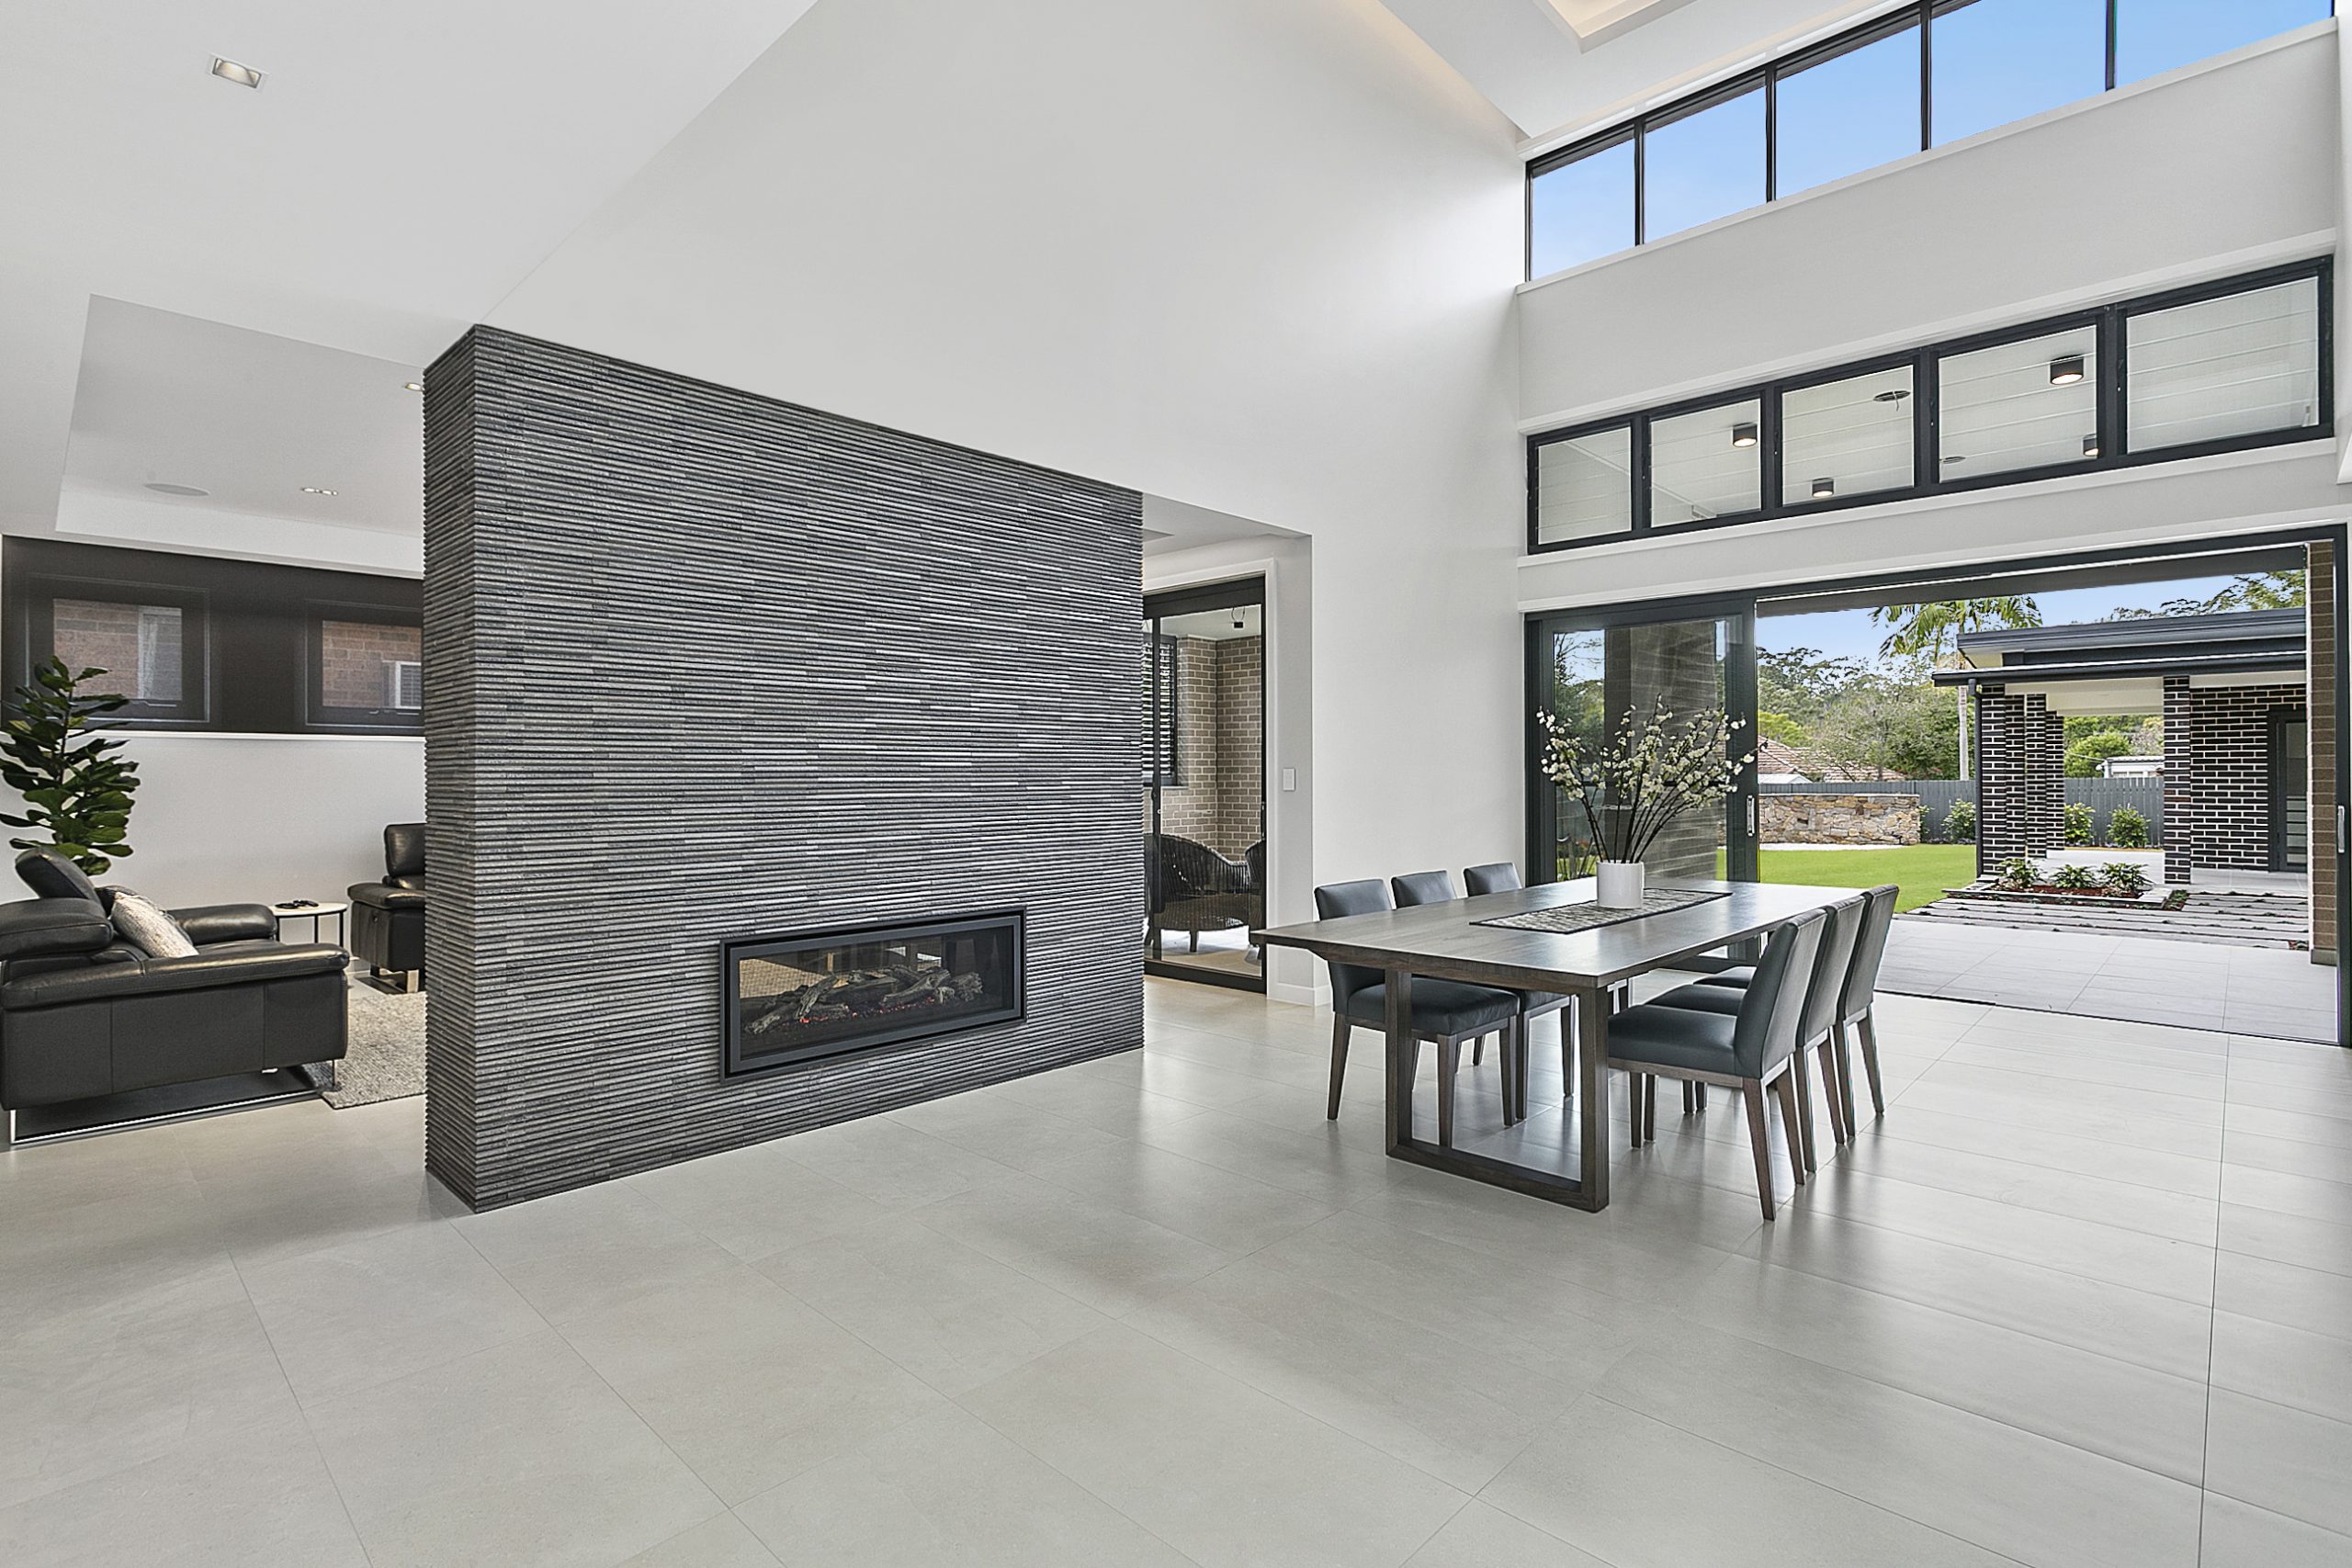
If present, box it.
[1713,844,1975,913]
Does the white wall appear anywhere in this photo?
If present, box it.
[486,0,1530,897]
[1521,28,2340,428]
[3,735,422,912]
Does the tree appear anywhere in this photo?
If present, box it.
[1757,646,1865,731]
[1815,675,1961,781]
[1756,710,1809,748]
[1871,597,2042,779]
[2065,731,2135,778]
[2110,570,2305,620]
[0,658,141,874]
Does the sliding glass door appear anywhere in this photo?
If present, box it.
[1144,578,1268,991]
[1529,602,1759,887]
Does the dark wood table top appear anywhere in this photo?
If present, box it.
[1254,879,1863,992]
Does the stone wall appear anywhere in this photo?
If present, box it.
[1760,793,1920,846]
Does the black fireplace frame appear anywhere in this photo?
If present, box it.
[721,909,1027,1077]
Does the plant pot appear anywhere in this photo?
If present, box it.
[1595,860,1646,908]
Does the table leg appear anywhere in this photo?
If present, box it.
[1577,984,1610,1210]
[1384,967,1413,1152]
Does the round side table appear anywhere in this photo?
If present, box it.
[272,900,350,947]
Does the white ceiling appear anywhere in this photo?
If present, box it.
[0,0,820,564]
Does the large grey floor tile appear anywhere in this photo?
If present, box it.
[771,1113,1022,1209]
[962,1324,1466,1568]
[1132,1101,1406,1205]
[1402,1501,1608,1567]
[1593,1328,2202,1568]
[0,1414,368,1568]
[1888,1077,2222,1158]
[911,1171,1237,1317]
[886,1086,1132,1173]
[758,1213,1111,1395]
[451,1179,742,1325]
[1025,1138,1340,1253]
[735,1404,1193,1567]
[628,1137,894,1263]
[2205,1389,2352,1538]
[1833,1132,2219,1244]
[2213,1248,2352,1341]
[308,1329,723,1568]
[619,1513,784,1567]
[242,1221,547,1405]
[558,1263,944,1506]
[1482,1394,2018,1568]
[2210,1310,2352,1424]
[0,1181,241,1325]
[1861,1106,2218,1198]
[2199,1493,2352,1568]
[2220,1201,2352,1279]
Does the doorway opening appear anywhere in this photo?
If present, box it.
[1145,577,1267,992]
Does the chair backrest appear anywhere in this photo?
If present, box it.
[1729,908,1826,1078]
[1797,897,1866,1047]
[1313,879,1392,1007]
[1390,870,1455,908]
[1839,884,1900,1024]
[385,823,426,884]
[1464,862,1521,896]
[14,847,101,907]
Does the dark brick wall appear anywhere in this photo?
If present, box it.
[1975,688,2061,874]
[2311,540,2337,963]
[422,326,1145,1210]
[2179,682,2307,874]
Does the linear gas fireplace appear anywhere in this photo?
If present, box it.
[722,911,1025,1077]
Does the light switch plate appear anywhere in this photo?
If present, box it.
[1281,767,1298,792]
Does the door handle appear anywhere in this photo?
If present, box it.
[2338,805,2346,855]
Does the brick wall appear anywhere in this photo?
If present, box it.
[2163,675,2194,885]
[2312,540,2337,964]
[1154,633,1261,861]
[2186,682,2306,873]
[1975,687,2062,874]
[321,619,422,710]
[53,597,180,703]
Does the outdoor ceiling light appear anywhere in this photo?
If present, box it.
[1730,422,1758,448]
[2049,354,2086,386]
[1942,454,1967,465]
[2083,434,2100,458]
[1873,388,1910,404]
[144,481,208,497]
[1811,477,1836,500]
[210,56,264,88]
[300,485,337,495]
[403,381,424,392]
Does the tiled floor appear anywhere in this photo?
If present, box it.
[1884,918,2339,1042]
[4,979,2351,1565]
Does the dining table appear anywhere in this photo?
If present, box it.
[1253,877,1859,1212]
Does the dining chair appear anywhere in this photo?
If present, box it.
[1656,896,1864,1164]
[1390,870,1518,1116]
[1463,862,1521,896]
[1603,908,1826,1220]
[1694,882,1897,1135]
[1315,880,1524,1145]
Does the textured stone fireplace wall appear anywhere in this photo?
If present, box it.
[423,327,1144,1209]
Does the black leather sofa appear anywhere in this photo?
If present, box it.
[0,850,349,1134]
[348,823,425,988]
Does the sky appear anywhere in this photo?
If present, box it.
[1759,573,2244,668]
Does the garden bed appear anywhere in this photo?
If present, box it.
[1940,883,2179,910]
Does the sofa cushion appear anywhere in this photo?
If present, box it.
[14,848,100,905]
[348,880,427,911]
[0,898,117,962]
[108,891,198,959]
[172,904,279,946]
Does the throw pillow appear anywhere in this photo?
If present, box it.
[109,891,198,959]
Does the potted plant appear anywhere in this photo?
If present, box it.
[0,657,141,874]
[1539,700,1751,908]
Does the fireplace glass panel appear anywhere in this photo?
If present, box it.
[725,913,1023,1075]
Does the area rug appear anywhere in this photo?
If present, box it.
[324,977,425,1108]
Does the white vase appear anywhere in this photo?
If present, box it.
[1595,860,1646,908]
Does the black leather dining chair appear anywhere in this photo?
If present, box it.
[1463,862,1521,896]
[1692,882,1898,1137]
[1386,870,1525,1120]
[1315,880,1522,1146]
[1655,896,1865,1167]
[1605,908,1826,1220]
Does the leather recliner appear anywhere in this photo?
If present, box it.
[0,849,349,1127]
[347,823,425,987]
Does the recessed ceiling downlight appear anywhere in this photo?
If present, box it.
[402,381,424,392]
[300,486,337,495]
[210,56,264,89]
[144,482,209,497]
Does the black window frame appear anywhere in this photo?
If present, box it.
[307,603,425,732]
[1525,258,2334,555]
[1523,0,2335,281]
[18,574,210,727]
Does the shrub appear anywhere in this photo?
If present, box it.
[1995,857,2040,891]
[2050,863,2099,891]
[2101,862,2152,897]
[2063,802,2094,845]
[1944,800,1977,842]
[2109,806,2149,849]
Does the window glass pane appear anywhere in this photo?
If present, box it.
[1936,324,2099,478]
[1781,365,1916,506]
[2126,277,2323,452]
[1651,399,1763,524]
[1529,139,1634,276]
[1774,23,1923,197]
[1932,0,2106,145]
[322,619,422,711]
[1642,85,1765,242]
[54,599,182,705]
[2116,0,2332,86]
[1534,427,1634,544]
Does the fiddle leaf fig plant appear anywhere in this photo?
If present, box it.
[0,657,140,875]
